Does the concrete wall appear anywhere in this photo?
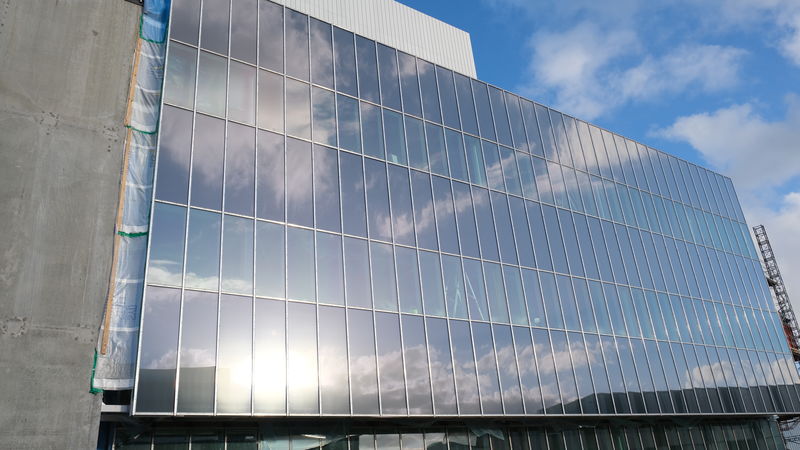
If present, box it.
[0,0,140,448]
[273,0,477,77]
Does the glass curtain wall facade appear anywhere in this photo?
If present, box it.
[127,0,800,446]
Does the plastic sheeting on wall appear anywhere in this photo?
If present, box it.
[93,0,169,391]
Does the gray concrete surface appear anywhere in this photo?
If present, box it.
[0,0,140,448]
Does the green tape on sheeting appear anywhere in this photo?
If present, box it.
[89,350,103,395]
[125,124,159,135]
[138,14,168,44]
[117,230,148,238]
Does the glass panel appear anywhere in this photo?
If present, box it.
[344,237,371,308]
[557,274,580,331]
[286,138,313,226]
[361,102,385,159]
[228,62,256,125]
[356,36,380,103]
[287,302,318,413]
[313,144,340,232]
[365,159,392,241]
[377,44,401,110]
[148,203,186,286]
[333,27,357,95]
[464,258,489,321]
[585,334,614,414]
[200,0,229,54]
[418,59,442,123]
[384,109,406,164]
[472,80,496,141]
[196,52,226,117]
[450,320,480,413]
[526,201,552,271]
[432,176,459,254]
[442,255,468,319]
[402,315,433,414]
[164,42,196,109]
[258,70,283,133]
[495,324,525,414]
[492,192,517,265]
[396,247,422,314]
[504,266,528,326]
[406,116,428,170]
[437,67,460,129]
[310,88,337,146]
[568,332,597,414]
[220,215,253,294]
[445,129,468,182]
[316,232,344,305]
[191,114,224,209]
[136,286,180,413]
[451,182,479,258]
[253,298,285,413]
[551,330,580,414]
[483,141,504,192]
[371,242,398,311]
[255,221,284,299]
[484,262,509,323]
[454,73,478,135]
[318,305,349,413]
[216,294,252,413]
[349,308,379,414]
[465,135,487,186]
[337,94,361,152]
[285,80,311,139]
[426,317,458,414]
[340,152,367,236]
[472,322,502,414]
[411,170,438,250]
[540,271,564,329]
[398,51,422,117]
[309,18,334,88]
[500,147,522,195]
[427,123,448,176]
[258,0,282,72]
[185,209,221,290]
[420,251,445,316]
[533,328,561,413]
[156,106,193,204]
[489,87,512,147]
[473,187,499,261]
[287,227,314,301]
[285,10,309,80]
[522,269,545,327]
[376,312,407,414]
[177,290,217,413]
[171,0,200,44]
[224,123,255,215]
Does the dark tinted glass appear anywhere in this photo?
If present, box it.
[255,221,284,298]
[472,187,498,261]
[316,232,343,306]
[361,102,384,158]
[164,42,196,109]
[344,237,371,308]
[411,170,438,251]
[171,0,200,44]
[432,176,459,254]
[312,87,336,146]
[200,0,229,54]
[489,87,512,147]
[230,0,256,63]
[340,152,366,236]
[452,182,480,258]
[472,80,495,141]
[365,159,392,241]
[177,290,217,413]
[337,94,361,152]
[285,79,311,139]
[454,73,478,135]
[228,61,256,124]
[286,138,313,227]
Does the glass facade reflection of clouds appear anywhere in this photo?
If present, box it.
[136,0,800,433]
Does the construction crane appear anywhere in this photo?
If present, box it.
[753,224,800,361]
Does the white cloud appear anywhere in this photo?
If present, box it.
[656,98,800,305]
[521,25,747,119]
[656,96,800,190]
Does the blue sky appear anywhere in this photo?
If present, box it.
[399,0,800,308]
